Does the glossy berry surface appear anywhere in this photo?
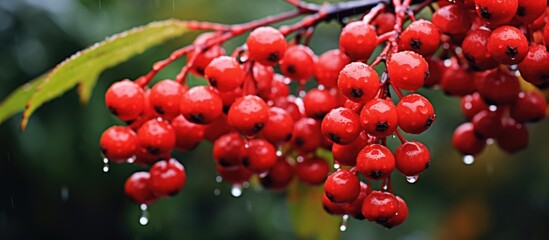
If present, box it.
[149,79,184,119]
[324,169,360,204]
[486,26,528,65]
[383,196,409,229]
[496,118,528,154]
[461,28,498,71]
[105,80,145,122]
[452,122,486,156]
[291,118,322,153]
[476,69,520,105]
[339,21,377,60]
[315,49,350,88]
[262,107,295,144]
[260,158,294,190]
[280,45,316,82]
[361,191,398,223]
[395,141,430,176]
[432,5,473,34]
[295,157,329,185]
[227,95,269,136]
[474,0,518,25]
[213,132,244,167]
[510,91,547,123]
[187,32,226,75]
[356,144,395,180]
[204,56,245,92]
[321,107,361,145]
[398,19,440,56]
[303,89,338,120]
[397,94,435,134]
[246,26,287,66]
[180,86,223,124]
[332,131,369,166]
[148,159,186,197]
[100,126,139,163]
[137,118,176,156]
[518,45,549,86]
[387,51,429,92]
[171,115,204,151]
[337,62,380,103]
[240,139,277,173]
[471,110,502,138]
[360,98,399,138]
[124,171,157,204]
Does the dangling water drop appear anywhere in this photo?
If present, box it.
[230,185,243,198]
[215,175,223,183]
[463,155,475,165]
[102,157,110,173]
[339,214,350,232]
[333,163,340,169]
[406,175,419,184]
[126,155,137,163]
[489,105,497,112]
[276,145,283,157]
[486,138,494,145]
[213,188,221,196]
[139,204,149,226]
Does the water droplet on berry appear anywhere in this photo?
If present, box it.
[339,214,349,232]
[296,155,304,163]
[392,133,397,139]
[489,105,497,112]
[486,138,494,145]
[126,155,137,163]
[333,163,340,169]
[213,188,221,196]
[276,145,283,157]
[258,171,269,178]
[406,175,419,184]
[463,155,475,165]
[139,204,149,226]
[230,185,243,197]
[102,157,110,173]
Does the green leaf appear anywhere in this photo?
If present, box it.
[7,19,189,130]
[288,181,341,240]
[0,73,47,124]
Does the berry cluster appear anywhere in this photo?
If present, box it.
[98,0,548,230]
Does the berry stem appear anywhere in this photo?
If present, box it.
[394,128,407,144]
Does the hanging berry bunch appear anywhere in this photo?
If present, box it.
[97,0,549,230]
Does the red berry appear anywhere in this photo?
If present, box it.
[203,115,232,142]
[472,110,503,138]
[213,132,244,167]
[343,182,372,219]
[218,87,243,114]
[476,69,520,105]
[260,74,290,101]
[148,159,186,197]
[516,0,546,24]
[260,158,294,190]
[387,51,429,92]
[322,193,347,216]
[124,172,157,204]
[247,26,287,66]
[432,5,473,35]
[273,95,303,122]
[100,126,139,163]
[361,191,398,223]
[280,45,316,82]
[105,79,145,122]
[315,49,351,88]
[339,21,377,60]
[337,62,380,103]
[128,89,159,131]
[188,32,226,76]
[253,63,275,96]
[228,95,270,136]
[452,122,486,156]
[137,118,176,156]
[205,56,245,92]
[486,26,528,65]
[149,79,185,119]
[240,139,277,173]
[216,165,253,184]
[461,93,488,119]
[397,94,436,134]
[171,115,204,151]
[324,169,361,204]
[356,144,395,180]
[424,58,445,87]
[510,91,547,123]
[398,19,441,56]
[496,118,528,154]
[474,0,518,25]
[180,86,223,124]
[262,107,295,144]
[295,157,330,185]
[332,131,370,166]
[360,98,399,138]
[303,89,338,120]
[395,141,430,177]
[372,12,396,35]
[518,45,549,86]
[383,196,409,228]
[321,107,361,145]
[461,28,498,71]
[291,118,322,153]
[440,61,477,96]
[545,23,549,51]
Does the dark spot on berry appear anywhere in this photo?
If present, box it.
[351,88,363,98]
[222,105,230,114]
[375,217,389,224]
[218,159,231,167]
[287,65,296,74]
[536,80,549,89]
[260,175,273,187]
[322,204,333,214]
[168,190,180,197]
[383,223,394,229]
[369,170,383,179]
[425,161,430,169]
[479,7,491,19]
[424,70,430,82]
[284,134,293,141]
[196,67,204,75]
[100,146,107,155]
[146,146,160,155]
[294,137,305,146]
[328,133,341,144]
[410,38,422,50]
[188,113,204,124]
[125,119,135,125]
[242,157,250,167]
[209,77,218,87]
[108,106,118,116]
[517,6,526,16]
[252,123,264,133]
[313,112,327,120]
[464,54,475,63]
[376,121,389,132]
[425,116,435,127]
[482,97,498,106]
[505,46,518,58]
[354,213,365,220]
[154,105,165,115]
[473,130,486,140]
[325,192,335,202]
[267,52,279,62]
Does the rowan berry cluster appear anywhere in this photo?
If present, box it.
[98,0,548,229]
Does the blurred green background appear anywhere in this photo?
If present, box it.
[1,0,549,239]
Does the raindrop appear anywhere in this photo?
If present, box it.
[139,204,149,226]
[231,185,243,197]
[406,175,419,184]
[61,186,69,202]
[213,188,221,196]
[276,145,283,157]
[339,214,349,232]
[463,155,475,165]
[127,155,137,163]
[489,105,497,112]
[392,133,396,139]
[333,163,340,169]
[486,138,494,145]
[102,157,110,173]
[215,176,223,183]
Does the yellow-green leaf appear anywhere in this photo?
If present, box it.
[288,181,340,240]
[0,73,47,124]
[12,19,189,130]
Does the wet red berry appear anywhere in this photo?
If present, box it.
[321,107,361,145]
[356,144,395,180]
[228,95,270,136]
[395,141,430,177]
[247,27,287,66]
[361,191,398,224]
[180,86,223,124]
[397,94,436,134]
[360,98,399,138]
[205,56,245,92]
[324,169,361,204]
[105,80,145,122]
[240,139,277,173]
[100,126,139,163]
[338,62,380,103]
[149,79,185,120]
[125,171,157,204]
[137,118,176,156]
[295,157,330,185]
[148,159,186,197]
[387,51,429,92]
[398,20,441,56]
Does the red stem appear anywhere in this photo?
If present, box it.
[394,128,407,144]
